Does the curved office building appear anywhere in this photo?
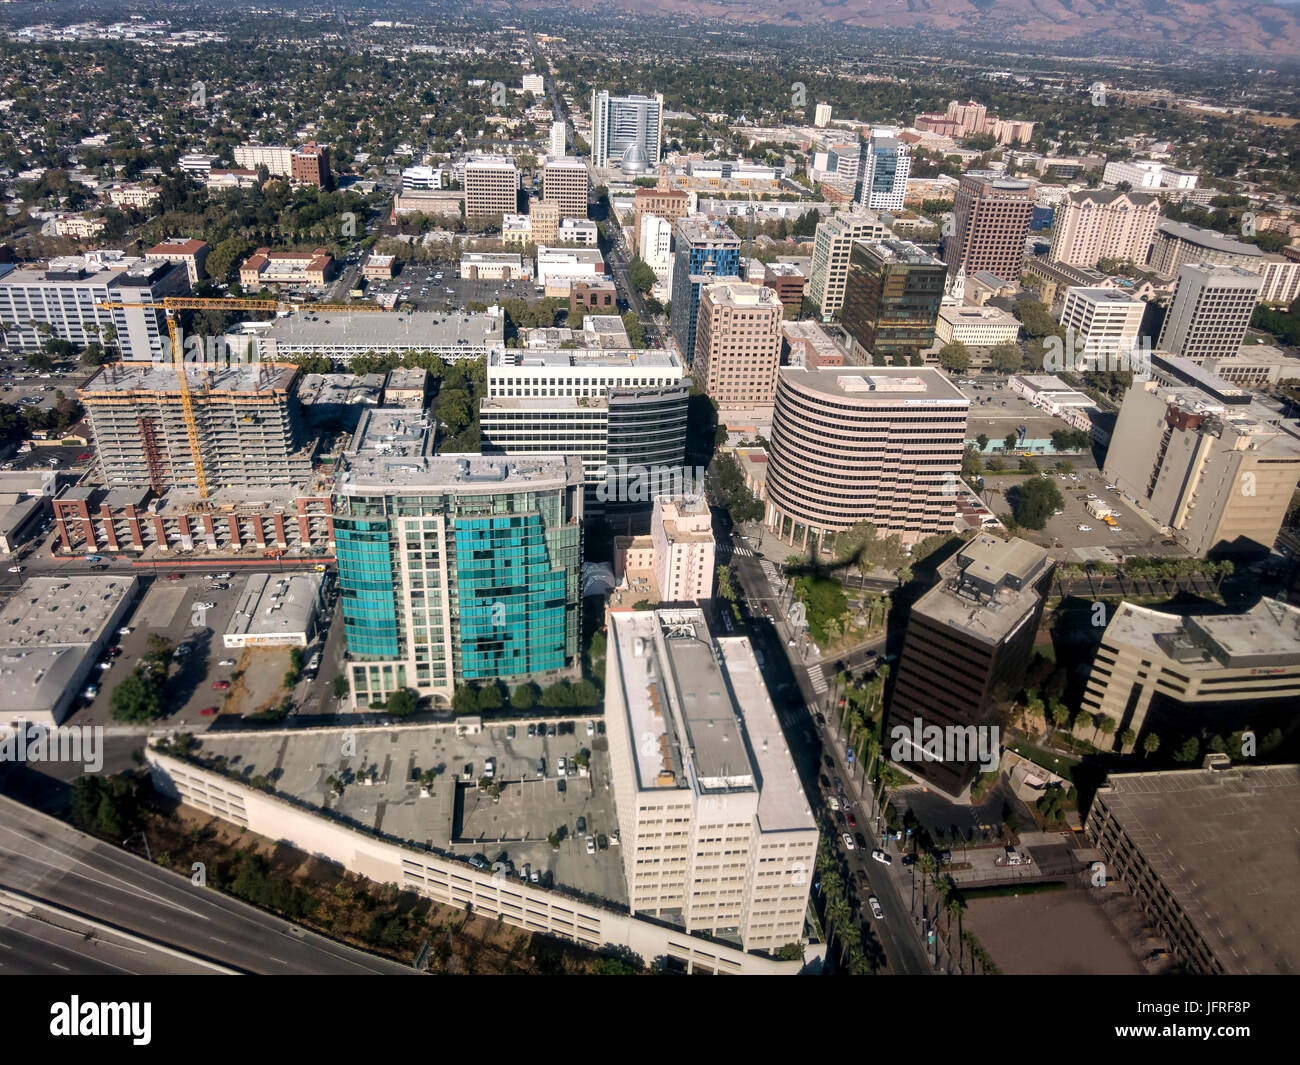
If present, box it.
[765,366,970,552]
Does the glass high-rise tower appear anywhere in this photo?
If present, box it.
[334,408,584,707]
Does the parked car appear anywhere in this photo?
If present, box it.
[576,815,586,834]
[1077,524,1092,532]
[211,680,231,690]
[89,563,109,570]
[585,835,596,855]
[527,723,537,737]
[217,659,235,667]
[557,756,567,777]
[586,720,594,736]
[855,832,868,849]
[868,896,884,920]
[536,757,545,777]
[870,849,893,865]
[505,725,515,740]
[842,832,856,851]
[118,626,133,635]
[166,573,183,581]
[199,707,217,716]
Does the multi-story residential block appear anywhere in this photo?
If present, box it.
[558,218,598,246]
[590,91,664,171]
[632,187,691,237]
[766,366,970,549]
[603,607,817,955]
[522,73,545,94]
[334,408,584,707]
[289,142,332,189]
[639,214,674,286]
[1058,287,1148,361]
[693,281,783,410]
[1103,367,1300,557]
[762,262,805,314]
[651,495,715,602]
[569,278,617,313]
[814,103,833,128]
[238,247,334,287]
[806,210,890,319]
[840,239,946,364]
[1148,220,1264,280]
[946,173,1036,284]
[855,128,911,214]
[885,536,1053,797]
[52,214,106,240]
[480,348,688,501]
[464,156,520,222]
[526,200,560,246]
[542,157,590,219]
[669,218,742,364]
[78,362,314,491]
[1257,254,1300,306]
[107,184,161,210]
[1156,263,1262,360]
[550,120,566,158]
[1102,159,1199,190]
[1081,598,1300,746]
[1048,189,1161,269]
[233,143,293,176]
[401,166,448,190]
[145,237,210,285]
[0,251,188,359]
[1086,762,1300,975]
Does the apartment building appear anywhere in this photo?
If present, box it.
[762,262,805,314]
[232,143,293,175]
[693,281,783,410]
[1081,598,1300,744]
[542,157,590,219]
[885,536,1053,797]
[550,120,566,158]
[766,366,970,550]
[604,608,817,955]
[590,91,664,171]
[289,143,332,189]
[633,187,691,235]
[806,210,890,319]
[1148,220,1263,280]
[1156,264,1262,360]
[1058,287,1148,360]
[1048,189,1160,269]
[1087,762,1300,975]
[669,218,742,364]
[855,128,911,213]
[639,214,673,285]
[464,156,520,222]
[946,173,1036,283]
[334,408,584,707]
[840,239,946,364]
[1257,255,1300,306]
[145,237,210,285]
[528,200,561,246]
[0,251,188,359]
[1102,159,1199,191]
[78,362,314,491]
[480,348,688,501]
[1103,370,1300,557]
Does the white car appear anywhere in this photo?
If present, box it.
[868,896,884,920]
[842,832,856,851]
[1105,484,1118,491]
[586,720,594,736]
[118,626,133,635]
[870,849,893,866]
[218,658,236,667]
[6,565,21,573]
[557,757,567,777]
[1077,524,1092,532]
[827,795,840,812]
[585,835,596,855]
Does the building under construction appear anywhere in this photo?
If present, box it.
[79,362,315,491]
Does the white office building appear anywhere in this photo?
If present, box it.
[604,608,818,955]
[855,128,911,214]
[590,91,664,171]
[1058,287,1148,360]
[1157,264,1264,361]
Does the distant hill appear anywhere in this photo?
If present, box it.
[526,0,1300,59]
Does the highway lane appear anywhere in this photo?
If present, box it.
[0,795,415,975]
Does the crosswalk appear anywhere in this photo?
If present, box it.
[808,666,828,695]
[717,543,757,559]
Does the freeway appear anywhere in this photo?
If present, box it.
[0,795,415,975]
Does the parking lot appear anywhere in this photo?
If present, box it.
[185,719,627,905]
[71,570,294,728]
[364,270,541,312]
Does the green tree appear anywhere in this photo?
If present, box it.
[628,256,656,293]
[541,682,575,709]
[511,683,536,711]
[572,679,599,708]
[621,311,645,348]
[388,689,417,717]
[938,341,971,374]
[110,670,164,723]
[477,683,504,711]
[333,674,349,699]
[451,686,478,715]
[1009,477,1063,530]
[975,433,990,453]
[1144,733,1163,761]
[988,344,1021,374]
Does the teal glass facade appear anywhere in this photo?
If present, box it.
[454,513,570,679]
[336,517,401,658]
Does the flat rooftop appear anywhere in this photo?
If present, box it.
[255,311,504,349]
[1095,763,1300,974]
[1107,599,1300,670]
[1066,287,1146,305]
[339,407,581,492]
[778,365,969,404]
[916,535,1051,643]
[0,576,136,648]
[610,610,815,831]
[491,348,681,371]
[1157,220,1263,257]
[80,361,298,396]
[226,572,323,641]
[297,373,385,406]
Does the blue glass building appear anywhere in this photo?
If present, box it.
[669,218,741,365]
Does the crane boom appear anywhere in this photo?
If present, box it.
[96,295,389,501]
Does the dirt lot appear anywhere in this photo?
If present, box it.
[224,646,294,717]
[962,888,1144,975]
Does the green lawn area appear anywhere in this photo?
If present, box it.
[1007,741,1081,784]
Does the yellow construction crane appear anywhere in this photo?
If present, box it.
[97,296,387,501]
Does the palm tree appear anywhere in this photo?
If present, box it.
[1120,727,1137,753]
[1214,560,1234,596]
[1049,702,1070,743]
[945,895,965,969]
[1098,716,1117,751]
[916,854,937,919]
[1142,733,1161,760]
